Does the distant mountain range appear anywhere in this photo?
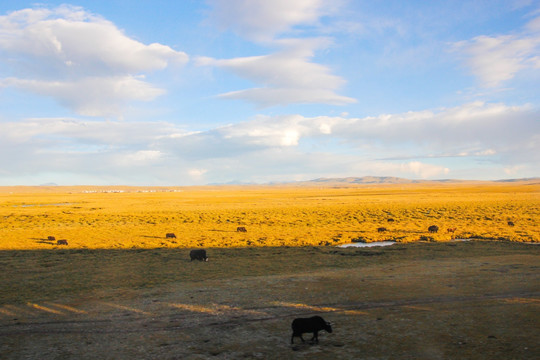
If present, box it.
[494,177,540,183]
[306,176,423,184]
[300,176,540,185]
[211,176,539,186]
[25,177,540,187]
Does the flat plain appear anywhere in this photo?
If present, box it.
[0,182,539,359]
[1,181,539,249]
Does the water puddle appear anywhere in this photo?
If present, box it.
[338,241,396,248]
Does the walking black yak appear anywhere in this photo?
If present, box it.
[291,316,332,344]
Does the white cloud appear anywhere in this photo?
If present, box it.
[207,0,335,41]
[332,102,539,156]
[0,5,188,117]
[2,76,165,117]
[475,149,496,156]
[200,38,338,87]
[0,5,188,74]
[215,114,337,147]
[401,161,450,179]
[188,168,208,179]
[196,38,355,106]
[200,1,354,107]
[120,150,163,165]
[185,102,537,166]
[218,87,355,107]
[0,117,185,149]
[504,165,526,175]
[0,101,537,185]
[162,101,539,171]
[454,14,540,87]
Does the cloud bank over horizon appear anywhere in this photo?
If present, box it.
[1,102,537,185]
[0,1,539,185]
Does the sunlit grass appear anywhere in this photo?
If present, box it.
[273,301,368,315]
[0,182,538,250]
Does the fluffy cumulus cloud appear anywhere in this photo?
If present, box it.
[201,0,354,107]
[1,101,537,185]
[0,5,188,117]
[454,13,540,87]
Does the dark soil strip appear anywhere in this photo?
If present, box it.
[1,290,537,335]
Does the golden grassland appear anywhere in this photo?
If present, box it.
[0,181,538,250]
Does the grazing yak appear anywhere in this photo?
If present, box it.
[190,249,208,262]
[166,233,176,239]
[428,225,439,233]
[447,228,457,233]
[377,227,387,232]
[236,227,247,232]
[56,240,68,245]
[507,221,515,226]
[291,316,332,344]
[47,236,56,241]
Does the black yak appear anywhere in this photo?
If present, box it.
[291,316,332,344]
[428,225,439,233]
[190,249,208,262]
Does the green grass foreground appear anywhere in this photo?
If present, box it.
[1,241,539,359]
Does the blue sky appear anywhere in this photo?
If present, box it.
[0,0,539,185]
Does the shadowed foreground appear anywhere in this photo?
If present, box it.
[0,242,539,359]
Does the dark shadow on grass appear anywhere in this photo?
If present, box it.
[1,241,536,306]
[30,238,56,245]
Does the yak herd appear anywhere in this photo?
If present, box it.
[42,221,519,345]
[44,219,519,249]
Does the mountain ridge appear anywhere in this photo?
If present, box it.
[294,176,540,185]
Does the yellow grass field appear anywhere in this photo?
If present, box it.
[0,181,539,250]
